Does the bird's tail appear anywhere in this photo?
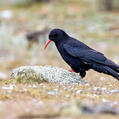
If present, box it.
[103,66,119,80]
[106,59,119,73]
[92,64,119,80]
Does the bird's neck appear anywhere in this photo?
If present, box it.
[55,35,69,47]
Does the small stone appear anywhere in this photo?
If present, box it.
[85,83,90,86]
[0,72,8,79]
[76,90,82,94]
[48,91,55,95]
[25,108,30,113]
[23,88,27,91]
[37,101,43,106]
[101,88,107,93]
[93,87,99,91]
[0,10,13,19]
[100,77,106,81]
[109,84,112,87]
[0,101,3,105]
[109,90,119,94]
[2,84,15,90]
[32,98,37,102]
[32,84,37,89]
[102,98,110,103]
[65,94,70,98]
[53,89,59,94]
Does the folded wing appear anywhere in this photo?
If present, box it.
[63,44,119,72]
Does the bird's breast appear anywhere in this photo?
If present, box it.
[56,44,83,72]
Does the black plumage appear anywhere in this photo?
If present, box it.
[44,28,119,80]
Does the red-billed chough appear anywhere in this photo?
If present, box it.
[44,28,119,80]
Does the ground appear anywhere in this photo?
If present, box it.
[0,0,119,119]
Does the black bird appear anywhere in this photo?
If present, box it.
[44,28,119,80]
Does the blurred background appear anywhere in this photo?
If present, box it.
[0,0,119,80]
[1,1,119,118]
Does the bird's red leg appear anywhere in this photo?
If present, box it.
[69,69,74,72]
[69,69,85,79]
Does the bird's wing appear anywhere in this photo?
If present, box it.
[63,44,106,65]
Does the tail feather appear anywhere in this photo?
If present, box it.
[106,59,119,73]
[103,66,119,80]
[92,64,119,80]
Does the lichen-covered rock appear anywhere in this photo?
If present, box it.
[11,66,87,84]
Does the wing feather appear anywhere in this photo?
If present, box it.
[63,44,106,65]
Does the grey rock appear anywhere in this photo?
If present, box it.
[82,103,119,115]
[60,100,119,115]
[11,66,87,84]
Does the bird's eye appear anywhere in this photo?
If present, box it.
[51,33,57,37]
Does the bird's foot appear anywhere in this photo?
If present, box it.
[81,76,84,79]
[80,71,86,79]
[69,69,85,79]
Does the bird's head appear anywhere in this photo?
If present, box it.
[44,28,67,50]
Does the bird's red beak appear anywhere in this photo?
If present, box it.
[44,39,52,50]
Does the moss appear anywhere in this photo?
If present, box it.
[11,68,45,84]
[0,95,10,100]
[12,77,44,84]
[2,79,15,85]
